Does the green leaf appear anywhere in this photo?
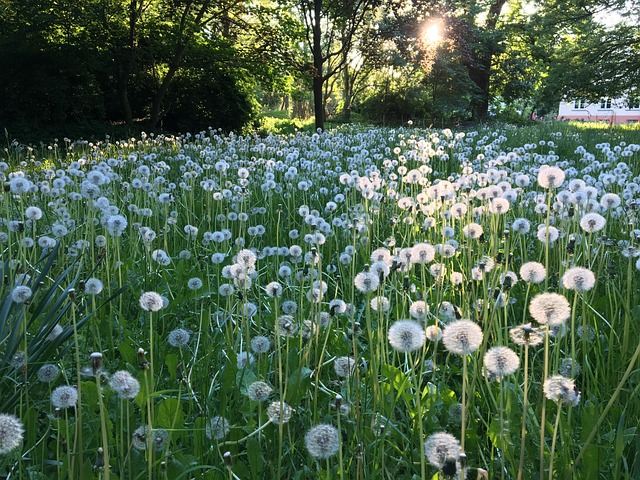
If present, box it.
[247,435,262,477]
[165,353,180,381]
[156,398,185,436]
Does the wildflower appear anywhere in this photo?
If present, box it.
[265,281,283,298]
[512,218,531,235]
[237,351,254,369]
[529,293,571,326]
[559,358,581,378]
[250,336,271,354]
[0,414,24,454]
[305,424,340,459]
[442,320,483,356]
[411,243,435,264]
[246,381,273,402]
[47,324,64,341]
[187,277,203,290]
[354,270,380,293]
[409,301,429,322]
[425,325,442,342]
[519,262,546,284]
[139,291,164,312]
[267,401,293,424]
[334,356,356,377]
[11,286,32,304]
[483,346,520,380]
[280,300,297,315]
[370,296,390,312]
[206,416,231,440]
[109,371,141,399]
[388,319,425,353]
[462,223,483,239]
[132,426,169,451]
[424,432,461,469]
[275,315,298,337]
[83,278,103,295]
[537,166,565,189]
[536,225,559,244]
[561,267,596,292]
[509,324,544,346]
[579,213,606,233]
[37,364,60,383]
[25,206,43,220]
[51,386,78,409]
[543,375,580,406]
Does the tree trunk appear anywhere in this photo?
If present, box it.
[342,63,352,121]
[467,0,506,120]
[117,64,133,124]
[312,0,324,130]
[150,44,188,127]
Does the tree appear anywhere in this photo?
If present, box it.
[293,0,381,129]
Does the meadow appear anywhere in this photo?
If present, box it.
[0,122,638,479]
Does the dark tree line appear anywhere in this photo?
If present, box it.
[0,0,636,135]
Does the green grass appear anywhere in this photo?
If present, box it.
[0,121,638,480]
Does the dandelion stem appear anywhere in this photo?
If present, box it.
[548,402,563,480]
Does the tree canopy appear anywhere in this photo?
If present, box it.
[0,0,636,135]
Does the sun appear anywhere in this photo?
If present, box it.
[421,20,444,44]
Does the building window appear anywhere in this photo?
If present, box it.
[600,98,612,109]
[573,99,588,109]
[629,98,640,110]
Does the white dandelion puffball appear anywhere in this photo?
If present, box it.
[483,346,520,380]
[305,424,340,459]
[442,320,483,356]
[0,414,24,454]
[388,319,426,353]
[529,293,571,326]
[561,267,596,292]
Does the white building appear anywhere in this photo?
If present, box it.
[557,97,640,124]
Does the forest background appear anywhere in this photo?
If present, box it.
[0,0,638,139]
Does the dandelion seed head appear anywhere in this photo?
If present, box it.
[409,301,429,321]
[11,286,32,304]
[139,291,164,312]
[305,424,340,459]
[559,358,581,378]
[246,381,273,402]
[424,432,461,469]
[0,413,24,454]
[187,277,203,290]
[237,351,254,369]
[354,271,380,293]
[388,319,425,353]
[167,328,190,347]
[83,278,103,295]
[51,385,78,409]
[267,401,293,425]
[537,166,565,189]
[509,324,544,346]
[483,346,520,380]
[334,356,356,377]
[425,325,442,342]
[543,375,580,406]
[109,370,141,399]
[529,293,571,325]
[206,416,231,440]
[442,320,483,356]
[250,335,271,353]
[561,267,595,292]
[37,364,60,383]
[519,262,546,284]
[579,212,606,233]
[370,296,390,312]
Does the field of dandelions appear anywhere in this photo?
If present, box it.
[0,123,639,480]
